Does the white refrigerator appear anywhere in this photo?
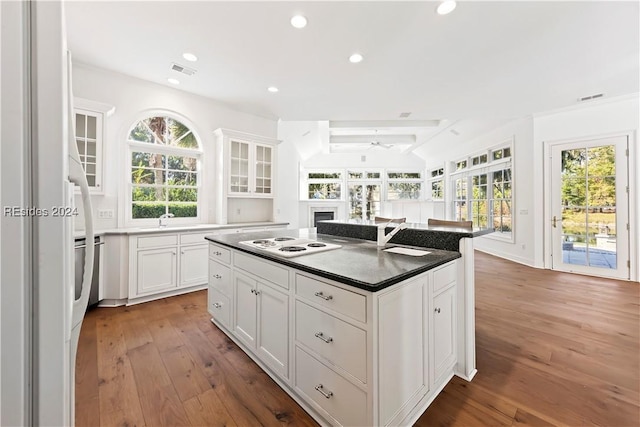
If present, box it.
[1,1,95,425]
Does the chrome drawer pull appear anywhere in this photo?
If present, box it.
[213,251,222,256]
[315,384,333,399]
[212,303,222,309]
[314,291,333,301]
[213,274,222,279]
[434,307,441,313]
[315,332,333,343]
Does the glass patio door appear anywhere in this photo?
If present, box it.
[550,136,629,279]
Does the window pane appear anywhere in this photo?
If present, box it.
[388,172,421,179]
[431,180,443,199]
[349,185,363,219]
[365,185,381,220]
[503,147,511,158]
[388,183,421,200]
[87,116,97,139]
[308,183,341,199]
[367,172,381,179]
[308,172,341,179]
[349,172,363,179]
[493,149,503,160]
[75,114,86,138]
[131,187,167,219]
[456,160,467,170]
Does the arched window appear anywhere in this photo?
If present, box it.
[127,115,201,221]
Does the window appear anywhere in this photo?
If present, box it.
[428,167,445,200]
[387,171,423,200]
[307,171,342,200]
[453,177,468,221]
[128,115,201,220]
[451,143,513,238]
[347,170,382,220]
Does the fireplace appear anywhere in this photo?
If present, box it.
[313,211,335,227]
[309,205,339,228]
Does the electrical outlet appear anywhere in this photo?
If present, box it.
[97,209,114,219]
[236,208,241,215]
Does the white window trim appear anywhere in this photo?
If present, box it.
[303,168,344,201]
[124,113,204,227]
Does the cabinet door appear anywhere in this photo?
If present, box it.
[179,244,208,287]
[257,282,289,378]
[234,272,257,348]
[137,248,177,295]
[254,143,272,195]
[433,286,456,380]
[229,139,250,194]
[74,109,103,192]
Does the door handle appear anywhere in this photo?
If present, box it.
[552,216,558,228]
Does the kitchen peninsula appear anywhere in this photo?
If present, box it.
[205,223,489,426]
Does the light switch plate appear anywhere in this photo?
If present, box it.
[97,209,114,219]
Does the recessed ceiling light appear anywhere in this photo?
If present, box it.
[268,86,279,93]
[167,78,180,85]
[349,53,364,64]
[290,15,307,29]
[437,0,457,15]
[182,52,198,62]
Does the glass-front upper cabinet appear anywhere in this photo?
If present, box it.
[73,98,115,194]
[75,109,101,189]
[214,129,279,198]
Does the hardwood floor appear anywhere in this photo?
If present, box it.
[76,252,639,426]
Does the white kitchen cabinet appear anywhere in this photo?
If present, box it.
[214,128,279,198]
[233,270,289,378]
[73,98,114,194]
[179,244,208,287]
[136,247,177,295]
[207,240,461,426]
[433,285,456,382]
[129,231,209,303]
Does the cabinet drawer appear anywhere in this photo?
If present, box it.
[234,251,289,290]
[209,260,232,297]
[433,261,456,294]
[137,234,178,249]
[295,347,367,427]
[180,232,211,245]
[209,243,231,264]
[296,301,367,383]
[208,288,231,329]
[296,274,366,323]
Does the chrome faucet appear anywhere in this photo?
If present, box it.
[158,213,174,227]
[377,221,408,247]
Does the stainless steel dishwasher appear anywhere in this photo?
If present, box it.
[74,235,103,309]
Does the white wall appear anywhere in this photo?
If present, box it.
[71,63,278,230]
[276,120,430,228]
[533,95,639,277]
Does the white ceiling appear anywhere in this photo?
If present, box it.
[66,1,639,127]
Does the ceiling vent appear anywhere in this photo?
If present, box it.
[578,93,604,102]
[399,112,412,118]
[170,63,197,76]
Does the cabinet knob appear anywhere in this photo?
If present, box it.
[214,251,222,256]
[314,291,333,301]
[213,274,222,279]
[213,303,222,309]
[314,332,333,344]
[435,307,441,313]
[314,384,333,399]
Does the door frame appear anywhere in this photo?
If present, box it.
[543,131,637,281]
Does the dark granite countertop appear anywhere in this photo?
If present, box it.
[205,228,460,292]
[317,220,493,252]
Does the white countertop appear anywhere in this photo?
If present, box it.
[74,221,289,239]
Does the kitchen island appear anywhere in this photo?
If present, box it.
[205,227,481,426]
